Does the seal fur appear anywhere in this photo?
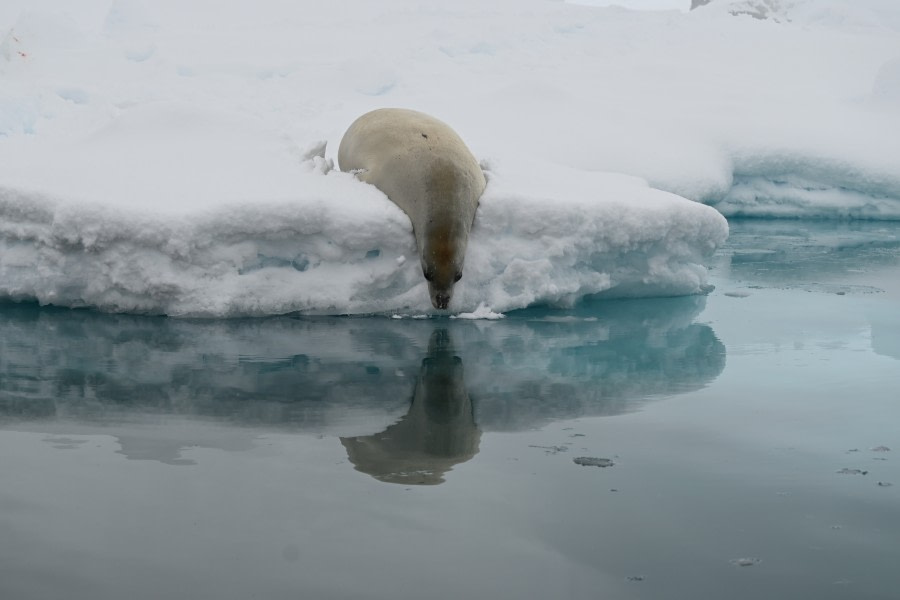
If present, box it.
[338,108,486,309]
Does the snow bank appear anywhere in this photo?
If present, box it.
[0,103,726,316]
[1,0,897,315]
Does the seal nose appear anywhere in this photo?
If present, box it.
[434,293,450,310]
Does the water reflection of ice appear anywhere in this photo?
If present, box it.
[0,295,725,467]
[716,219,900,362]
[466,297,725,430]
[870,313,900,361]
[717,219,900,289]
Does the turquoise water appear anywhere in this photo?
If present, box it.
[1,220,898,599]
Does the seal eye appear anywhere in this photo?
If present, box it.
[424,270,434,282]
[454,272,462,282]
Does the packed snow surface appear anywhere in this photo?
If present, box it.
[1,0,898,316]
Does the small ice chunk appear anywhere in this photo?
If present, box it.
[452,302,505,320]
[730,558,762,567]
[530,445,569,455]
[573,456,614,468]
[837,468,868,475]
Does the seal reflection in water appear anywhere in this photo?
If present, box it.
[338,108,486,309]
[340,329,481,485]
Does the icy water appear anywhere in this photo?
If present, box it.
[1,219,899,600]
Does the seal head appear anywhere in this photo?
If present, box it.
[419,160,474,309]
[422,232,462,310]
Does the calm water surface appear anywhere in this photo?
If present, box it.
[1,220,898,599]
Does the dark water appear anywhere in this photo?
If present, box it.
[1,220,899,599]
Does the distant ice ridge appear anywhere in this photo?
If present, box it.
[716,175,900,220]
[710,154,900,219]
[691,0,900,31]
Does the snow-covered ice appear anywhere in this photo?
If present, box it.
[1,0,897,316]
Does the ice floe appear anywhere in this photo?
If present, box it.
[0,0,897,315]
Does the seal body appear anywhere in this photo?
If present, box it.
[338,108,486,309]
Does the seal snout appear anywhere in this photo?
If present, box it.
[433,292,451,310]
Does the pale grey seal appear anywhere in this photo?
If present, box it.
[338,108,486,309]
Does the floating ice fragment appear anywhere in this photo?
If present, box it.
[730,558,762,567]
[837,468,868,475]
[877,482,893,487]
[574,457,614,468]
[452,302,505,320]
[530,445,569,455]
